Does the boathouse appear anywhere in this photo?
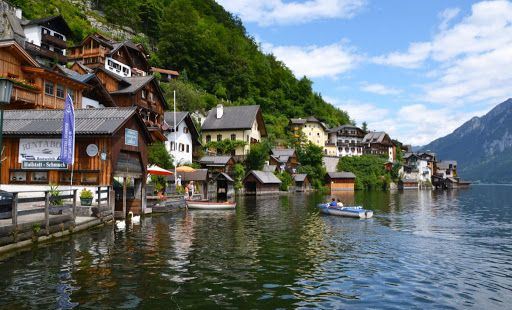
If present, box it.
[326,172,356,192]
[199,155,235,175]
[293,174,311,192]
[243,170,281,195]
[398,178,419,190]
[171,169,209,199]
[1,107,152,218]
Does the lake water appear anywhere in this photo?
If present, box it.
[0,185,510,309]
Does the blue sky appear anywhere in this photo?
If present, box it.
[216,0,512,145]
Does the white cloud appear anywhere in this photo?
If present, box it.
[374,0,512,104]
[360,82,402,95]
[263,42,360,78]
[216,0,366,26]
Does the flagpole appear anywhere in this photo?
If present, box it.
[173,90,177,186]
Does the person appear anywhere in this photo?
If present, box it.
[329,198,337,207]
[177,175,182,188]
[188,181,194,200]
[337,198,344,207]
[184,183,190,200]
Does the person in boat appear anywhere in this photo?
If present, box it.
[329,198,337,208]
[337,199,344,207]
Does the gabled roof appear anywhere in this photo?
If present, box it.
[293,174,308,182]
[214,172,234,182]
[202,105,266,136]
[290,116,327,129]
[110,75,154,94]
[54,64,95,83]
[175,169,208,182]
[3,107,150,140]
[271,148,295,157]
[164,111,200,145]
[0,40,40,67]
[245,170,281,184]
[73,33,115,49]
[164,111,188,127]
[22,15,72,37]
[199,155,233,166]
[362,131,391,144]
[327,172,356,179]
[328,124,363,133]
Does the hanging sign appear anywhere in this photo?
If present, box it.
[86,144,99,157]
[125,128,138,146]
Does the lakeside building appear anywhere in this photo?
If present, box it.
[163,111,201,166]
[269,148,298,173]
[201,104,267,160]
[1,108,152,217]
[362,131,396,162]
[198,155,235,175]
[293,174,311,192]
[327,124,365,157]
[243,170,281,195]
[325,172,356,193]
[289,116,328,148]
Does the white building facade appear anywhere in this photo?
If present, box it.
[164,112,198,166]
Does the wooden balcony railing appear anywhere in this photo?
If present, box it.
[41,33,67,49]
[25,42,67,63]
[11,84,40,105]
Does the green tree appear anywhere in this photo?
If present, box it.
[337,155,390,190]
[233,163,245,191]
[245,141,270,171]
[148,142,174,169]
[362,121,368,133]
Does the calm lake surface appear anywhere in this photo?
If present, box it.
[0,185,511,309]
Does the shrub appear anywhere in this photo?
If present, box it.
[80,189,93,199]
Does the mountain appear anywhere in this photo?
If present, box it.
[8,0,351,139]
[421,99,512,183]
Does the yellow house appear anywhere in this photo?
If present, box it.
[201,104,267,157]
[290,116,328,148]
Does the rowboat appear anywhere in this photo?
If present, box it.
[186,200,236,210]
[318,203,373,219]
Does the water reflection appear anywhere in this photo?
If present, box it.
[0,186,510,309]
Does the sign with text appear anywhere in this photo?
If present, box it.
[18,139,62,162]
[125,128,138,147]
[22,160,68,170]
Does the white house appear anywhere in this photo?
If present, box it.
[164,111,200,166]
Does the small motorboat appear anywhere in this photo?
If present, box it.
[186,200,236,210]
[318,203,373,219]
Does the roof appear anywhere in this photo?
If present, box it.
[214,172,234,182]
[290,116,327,129]
[55,65,95,83]
[271,148,295,157]
[0,40,40,67]
[110,75,154,95]
[164,111,188,127]
[328,124,362,133]
[22,15,72,36]
[175,169,208,182]
[3,107,145,136]
[3,11,25,38]
[199,155,233,166]
[293,174,308,182]
[151,67,179,76]
[437,161,457,169]
[327,172,356,179]
[362,131,391,144]
[202,105,261,131]
[245,170,281,184]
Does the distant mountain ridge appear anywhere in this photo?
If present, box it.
[421,98,512,183]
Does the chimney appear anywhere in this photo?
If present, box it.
[216,104,223,119]
[15,8,22,19]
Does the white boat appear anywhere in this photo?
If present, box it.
[318,203,373,219]
[186,200,236,210]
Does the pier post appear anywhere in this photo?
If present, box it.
[44,191,50,235]
[107,186,111,215]
[72,189,77,223]
[97,186,101,210]
[11,192,17,241]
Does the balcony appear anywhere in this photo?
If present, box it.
[25,42,67,63]
[10,83,40,105]
[41,33,67,49]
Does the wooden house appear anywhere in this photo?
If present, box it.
[0,40,87,110]
[293,174,311,192]
[151,67,179,82]
[269,148,298,173]
[243,170,281,195]
[398,178,419,190]
[1,107,152,218]
[198,155,235,175]
[326,172,356,192]
[362,131,396,162]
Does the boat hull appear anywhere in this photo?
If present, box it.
[318,204,373,218]
[186,201,236,210]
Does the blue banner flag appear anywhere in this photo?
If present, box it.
[60,94,75,165]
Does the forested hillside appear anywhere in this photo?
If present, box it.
[7,0,351,139]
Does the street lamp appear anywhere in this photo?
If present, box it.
[0,78,13,186]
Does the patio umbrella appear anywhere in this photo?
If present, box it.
[148,165,174,176]
[176,166,196,173]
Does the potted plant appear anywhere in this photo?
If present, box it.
[49,184,67,215]
[80,189,93,206]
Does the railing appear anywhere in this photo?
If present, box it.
[41,33,67,49]
[11,84,39,104]
[24,42,67,63]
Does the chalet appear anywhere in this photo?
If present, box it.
[0,5,70,65]
[269,148,298,173]
[151,67,179,82]
[327,125,365,157]
[293,174,311,192]
[1,107,152,218]
[362,131,396,162]
[198,155,235,175]
[326,172,356,192]
[243,170,281,195]
[68,33,150,77]
[435,160,457,179]
[289,116,328,148]
[0,40,87,110]
[201,104,267,159]
[163,111,201,166]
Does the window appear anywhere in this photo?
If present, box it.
[231,134,236,140]
[170,142,175,151]
[217,134,222,142]
[179,143,184,152]
[246,135,249,142]
[44,81,54,95]
[183,127,189,133]
[56,84,65,98]
[149,92,154,101]
[186,145,190,153]
[141,89,147,99]
[206,135,211,143]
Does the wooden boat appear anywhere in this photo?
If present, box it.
[186,200,236,210]
[318,203,373,219]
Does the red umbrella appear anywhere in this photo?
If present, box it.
[147,165,173,176]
